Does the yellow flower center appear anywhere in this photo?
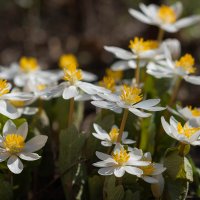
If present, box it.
[36,84,47,91]
[4,134,25,154]
[19,57,39,73]
[63,63,83,84]
[188,106,200,117]
[106,69,123,81]
[120,85,143,105]
[141,163,155,175]
[177,122,200,138]
[59,54,78,69]
[129,37,158,54]
[109,127,119,143]
[9,100,25,108]
[0,80,10,97]
[112,148,130,165]
[157,5,176,24]
[99,76,116,92]
[175,54,196,74]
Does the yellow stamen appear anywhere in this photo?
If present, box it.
[112,148,130,165]
[158,5,176,24]
[177,122,200,138]
[120,85,143,105]
[4,134,25,154]
[99,76,116,92]
[188,106,200,117]
[37,84,47,91]
[175,54,196,74]
[9,100,25,108]
[141,163,155,175]
[19,57,38,73]
[0,80,10,97]
[63,63,82,84]
[109,127,119,143]
[59,54,78,69]
[129,37,158,54]
[106,69,123,81]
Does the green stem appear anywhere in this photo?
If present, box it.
[135,57,140,87]
[179,142,186,157]
[117,109,129,143]
[68,98,75,126]
[157,28,164,43]
[169,78,182,106]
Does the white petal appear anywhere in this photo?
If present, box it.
[151,175,165,198]
[19,152,41,161]
[101,141,112,147]
[111,61,129,71]
[93,123,107,135]
[114,167,125,177]
[16,122,28,139]
[0,152,10,162]
[92,133,109,140]
[82,71,97,82]
[7,155,23,174]
[184,75,200,85]
[0,100,20,119]
[3,120,17,136]
[62,86,79,100]
[133,99,160,109]
[122,139,135,144]
[161,117,171,135]
[128,8,153,24]
[24,135,48,153]
[98,167,114,176]
[124,166,143,176]
[96,151,111,160]
[171,2,183,18]
[142,176,158,184]
[129,108,152,118]
[104,46,135,60]
[175,15,200,29]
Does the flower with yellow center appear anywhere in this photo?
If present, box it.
[59,54,78,69]
[141,163,155,175]
[99,76,116,93]
[0,120,48,174]
[36,84,47,91]
[161,116,200,145]
[112,148,130,165]
[106,69,123,81]
[129,37,158,54]
[129,2,200,33]
[4,134,25,154]
[19,57,39,73]
[93,144,150,177]
[175,54,196,74]
[92,124,135,147]
[157,5,176,24]
[0,79,10,96]
[63,63,83,85]
[9,100,25,108]
[120,85,143,105]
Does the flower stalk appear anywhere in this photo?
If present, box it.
[157,28,164,43]
[117,109,129,143]
[169,78,182,106]
[135,57,140,86]
[179,142,186,157]
[68,97,75,126]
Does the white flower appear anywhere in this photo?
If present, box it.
[93,144,150,177]
[0,80,34,119]
[0,120,48,174]
[161,116,200,145]
[168,105,200,126]
[0,63,18,80]
[92,123,135,146]
[147,46,200,85]
[42,64,110,101]
[129,2,200,33]
[92,85,165,117]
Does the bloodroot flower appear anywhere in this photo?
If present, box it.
[0,120,48,174]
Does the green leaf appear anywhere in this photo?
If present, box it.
[58,124,86,199]
[103,176,124,200]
